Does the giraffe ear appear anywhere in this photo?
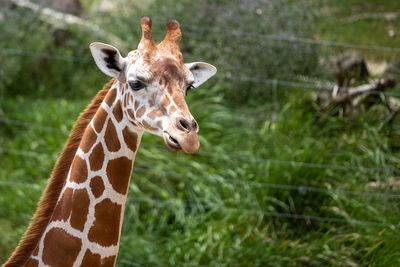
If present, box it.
[185,62,217,87]
[90,42,126,78]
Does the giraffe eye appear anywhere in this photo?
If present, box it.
[185,84,195,95]
[129,80,145,91]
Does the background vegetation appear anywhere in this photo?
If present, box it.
[1,0,400,265]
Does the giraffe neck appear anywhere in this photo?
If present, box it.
[27,83,143,266]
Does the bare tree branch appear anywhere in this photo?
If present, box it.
[9,0,128,50]
[343,12,400,23]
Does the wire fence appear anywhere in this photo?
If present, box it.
[2,45,400,96]
[0,176,397,228]
[3,3,400,53]
[2,144,400,200]
[2,3,400,230]
[187,25,400,53]
[2,48,400,98]
[3,7,400,97]
[1,116,398,174]
[128,197,398,228]
[1,48,91,62]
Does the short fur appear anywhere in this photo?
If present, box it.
[3,79,115,267]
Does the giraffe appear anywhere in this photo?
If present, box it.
[4,16,216,267]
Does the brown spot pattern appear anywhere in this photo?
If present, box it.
[106,156,132,195]
[142,120,158,132]
[81,250,116,267]
[104,120,121,152]
[122,127,138,152]
[169,106,176,114]
[148,109,163,120]
[42,228,82,267]
[69,155,88,183]
[127,109,135,121]
[89,143,104,171]
[154,58,185,82]
[136,106,146,118]
[134,100,139,111]
[113,100,123,122]
[161,95,170,107]
[90,176,105,198]
[88,199,122,247]
[93,107,108,133]
[80,127,97,153]
[173,94,187,110]
[148,97,155,107]
[105,89,117,107]
[70,188,90,231]
[52,188,73,222]
[32,246,39,256]
[25,258,39,267]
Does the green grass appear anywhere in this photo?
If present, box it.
[314,0,400,61]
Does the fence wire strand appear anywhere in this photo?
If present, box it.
[128,197,398,228]
[186,25,400,53]
[0,179,396,228]
[1,117,397,174]
[2,46,400,96]
[1,145,400,200]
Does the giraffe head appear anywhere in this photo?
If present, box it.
[89,16,216,154]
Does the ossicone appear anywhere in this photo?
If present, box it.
[160,18,182,48]
[139,15,155,50]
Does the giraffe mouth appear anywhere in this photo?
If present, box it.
[163,131,182,151]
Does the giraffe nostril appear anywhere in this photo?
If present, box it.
[192,121,198,131]
[179,119,190,130]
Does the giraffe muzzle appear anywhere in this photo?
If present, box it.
[162,131,199,154]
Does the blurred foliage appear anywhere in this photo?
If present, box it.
[1,0,400,266]
[1,0,323,105]
[0,1,104,99]
[95,0,322,105]
[313,0,400,61]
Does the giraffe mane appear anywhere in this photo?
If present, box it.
[3,79,116,267]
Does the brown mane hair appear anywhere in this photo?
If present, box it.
[3,79,115,267]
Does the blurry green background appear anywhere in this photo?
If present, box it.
[1,0,400,266]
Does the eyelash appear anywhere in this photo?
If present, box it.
[129,80,146,91]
